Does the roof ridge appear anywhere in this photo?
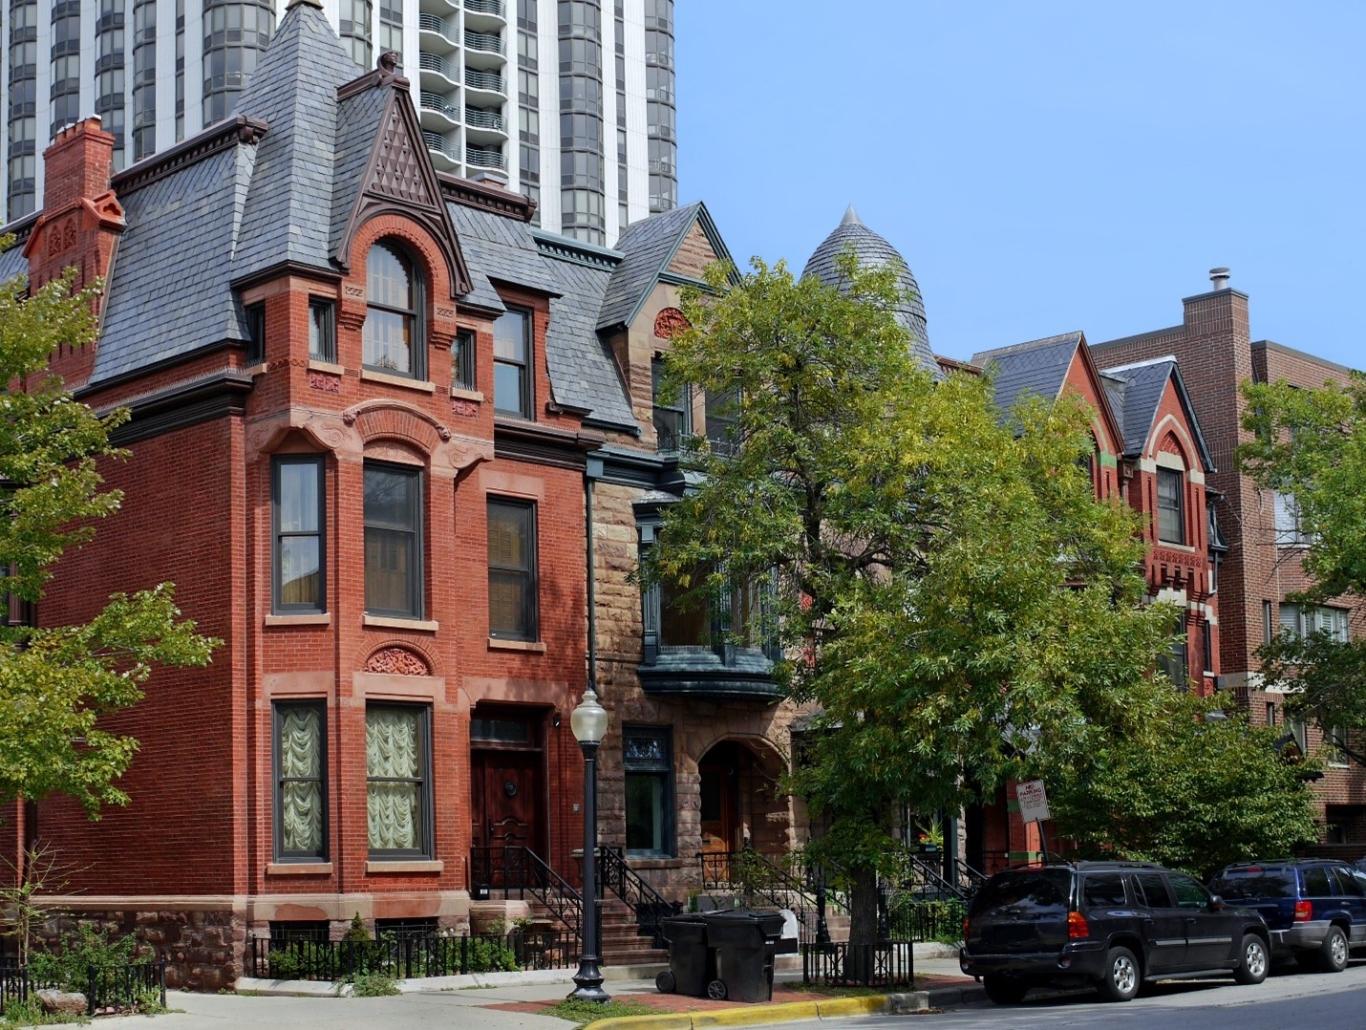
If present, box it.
[971,331,1082,363]
[1099,354,1178,375]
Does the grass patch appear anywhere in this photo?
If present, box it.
[544,998,659,1025]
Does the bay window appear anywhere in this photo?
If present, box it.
[364,462,423,618]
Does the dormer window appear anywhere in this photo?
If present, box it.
[364,241,425,379]
[493,308,532,418]
[1156,467,1185,545]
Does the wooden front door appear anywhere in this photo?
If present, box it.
[472,749,542,854]
[699,749,739,855]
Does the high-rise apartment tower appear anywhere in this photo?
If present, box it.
[0,0,676,242]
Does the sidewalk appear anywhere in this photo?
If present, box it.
[98,960,977,1029]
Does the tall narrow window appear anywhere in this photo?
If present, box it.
[493,309,532,417]
[453,328,477,390]
[1201,620,1213,674]
[487,499,537,640]
[274,701,327,861]
[652,356,689,452]
[272,456,325,613]
[366,704,431,858]
[1158,620,1188,690]
[659,565,710,648]
[309,299,336,363]
[705,387,739,455]
[364,241,423,378]
[245,301,266,364]
[364,463,423,618]
[1156,468,1185,544]
[624,727,674,856]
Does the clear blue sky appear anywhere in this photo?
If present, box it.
[676,0,1365,369]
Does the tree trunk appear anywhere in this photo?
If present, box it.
[846,863,880,984]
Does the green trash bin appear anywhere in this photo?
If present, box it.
[657,914,713,997]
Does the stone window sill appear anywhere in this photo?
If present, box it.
[488,638,546,653]
[364,614,439,632]
[266,862,333,876]
[308,359,344,375]
[361,368,436,393]
[265,613,331,627]
[365,860,443,875]
[450,386,484,402]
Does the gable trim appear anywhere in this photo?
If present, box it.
[609,201,738,332]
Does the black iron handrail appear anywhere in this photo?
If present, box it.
[597,846,681,946]
[470,845,582,938]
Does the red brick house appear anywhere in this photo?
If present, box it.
[1091,271,1366,847]
[0,1,640,987]
[967,331,1221,871]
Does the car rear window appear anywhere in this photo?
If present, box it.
[1210,868,1298,900]
[1082,874,1127,908]
[972,870,1073,915]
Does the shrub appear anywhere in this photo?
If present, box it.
[27,924,137,993]
[348,971,399,997]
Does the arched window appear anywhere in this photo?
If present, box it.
[364,241,424,378]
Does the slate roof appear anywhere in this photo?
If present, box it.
[802,206,940,379]
[328,85,390,261]
[541,250,636,429]
[230,4,360,283]
[1099,356,1215,471]
[597,203,703,330]
[0,236,28,284]
[970,332,1083,416]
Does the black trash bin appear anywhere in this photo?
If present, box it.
[656,914,713,996]
[700,909,787,1003]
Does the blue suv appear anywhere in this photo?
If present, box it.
[1210,860,1366,972]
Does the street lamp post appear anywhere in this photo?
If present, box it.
[569,688,611,1003]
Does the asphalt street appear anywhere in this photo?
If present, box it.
[823,960,1366,1030]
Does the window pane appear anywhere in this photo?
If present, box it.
[626,773,666,852]
[1134,872,1173,908]
[493,310,528,362]
[1302,866,1332,896]
[278,462,319,533]
[368,242,412,309]
[1083,874,1127,908]
[277,705,323,856]
[279,537,321,607]
[365,466,418,529]
[282,780,323,853]
[488,504,530,569]
[365,528,414,614]
[660,573,708,647]
[368,781,420,851]
[364,309,412,373]
[489,571,528,637]
[1169,873,1209,909]
[495,363,526,416]
[309,301,334,361]
[366,706,424,853]
[1157,468,1184,543]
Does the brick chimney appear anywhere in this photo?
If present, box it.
[22,116,125,295]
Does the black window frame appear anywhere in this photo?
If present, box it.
[363,239,426,380]
[365,702,434,860]
[1156,467,1185,545]
[245,300,266,364]
[272,699,328,864]
[623,725,675,857]
[271,455,326,615]
[651,354,690,452]
[1202,619,1213,674]
[487,497,539,641]
[363,461,425,620]
[309,298,336,363]
[493,307,534,418]
[453,327,477,390]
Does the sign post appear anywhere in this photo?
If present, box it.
[1015,780,1052,864]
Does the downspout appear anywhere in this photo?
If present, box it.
[584,453,604,694]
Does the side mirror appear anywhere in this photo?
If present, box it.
[1209,894,1226,911]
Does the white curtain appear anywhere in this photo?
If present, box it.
[367,708,422,851]
[280,707,322,854]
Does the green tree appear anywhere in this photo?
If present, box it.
[0,237,218,816]
[1051,695,1319,878]
[647,253,1175,948]
[1239,375,1366,763]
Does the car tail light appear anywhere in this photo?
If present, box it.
[1067,910,1090,940]
[962,917,971,939]
[1294,900,1313,922]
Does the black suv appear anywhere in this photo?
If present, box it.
[1210,860,1366,970]
[960,862,1271,1004]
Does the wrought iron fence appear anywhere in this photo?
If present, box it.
[244,929,576,982]
[883,896,966,944]
[0,960,165,1016]
[801,941,914,988]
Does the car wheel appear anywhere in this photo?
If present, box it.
[1317,926,1349,973]
[1234,934,1269,985]
[982,975,1029,1005]
[1097,946,1141,1002]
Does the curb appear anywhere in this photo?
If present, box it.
[583,984,985,1030]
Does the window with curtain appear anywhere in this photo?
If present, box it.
[487,499,538,640]
[273,456,325,613]
[366,704,430,857]
[364,241,423,378]
[1156,467,1185,544]
[364,463,422,618]
[493,308,532,417]
[624,726,673,856]
[274,701,326,861]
